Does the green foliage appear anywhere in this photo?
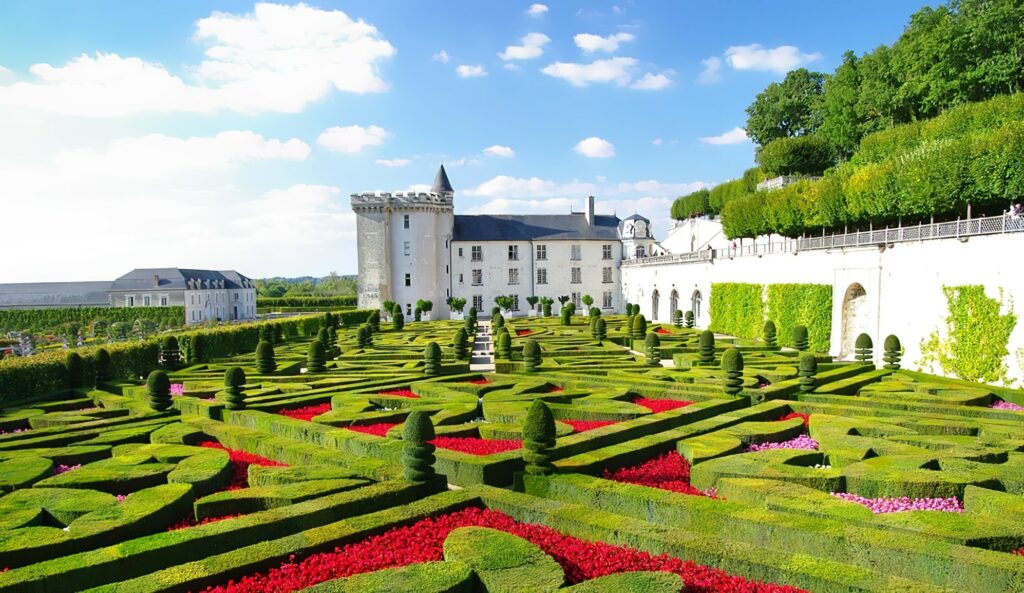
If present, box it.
[259,325,275,344]
[416,300,434,315]
[763,320,777,348]
[671,188,710,219]
[644,332,661,366]
[447,297,467,314]
[317,328,330,350]
[327,326,338,349]
[452,328,469,360]
[539,298,553,317]
[223,367,246,410]
[798,353,818,392]
[920,285,1017,383]
[522,400,555,475]
[631,314,647,339]
[721,347,744,395]
[855,333,874,363]
[673,309,683,328]
[393,310,405,331]
[884,334,903,370]
[494,295,514,313]
[756,134,835,176]
[699,330,715,364]
[255,340,276,374]
[65,353,85,388]
[306,341,327,373]
[594,318,607,342]
[146,370,172,411]
[792,325,809,351]
[0,306,184,333]
[493,312,505,330]
[745,68,826,146]
[402,410,436,482]
[709,283,764,339]
[684,310,695,329]
[581,295,594,309]
[368,311,380,332]
[423,342,442,376]
[559,308,571,326]
[523,339,541,372]
[766,284,832,352]
[442,527,564,593]
[382,300,397,316]
[256,295,357,308]
[495,329,511,360]
[414,308,422,322]
[93,348,113,385]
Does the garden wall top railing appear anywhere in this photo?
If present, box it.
[623,212,1023,268]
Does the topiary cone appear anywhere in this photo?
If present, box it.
[644,332,661,366]
[721,347,744,395]
[522,400,556,475]
[685,310,695,329]
[798,352,818,392]
[493,312,505,330]
[66,352,85,388]
[256,340,276,374]
[792,325,809,351]
[496,329,511,359]
[160,335,181,369]
[146,370,172,412]
[393,311,405,331]
[523,339,541,373]
[699,330,715,364]
[93,348,113,386]
[423,342,441,376]
[453,328,469,360]
[855,333,873,363]
[673,309,683,328]
[223,367,247,410]
[307,341,327,373]
[317,327,330,350]
[631,314,647,340]
[273,324,284,344]
[402,410,436,483]
[259,324,275,344]
[883,334,902,370]
[763,320,777,348]
[595,318,607,342]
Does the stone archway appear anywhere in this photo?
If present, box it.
[651,290,660,321]
[669,290,679,319]
[691,290,702,323]
[841,283,869,359]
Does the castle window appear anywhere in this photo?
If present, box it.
[404,241,411,256]
[571,245,582,261]
[160,296,168,306]
[635,246,646,258]
[126,295,135,307]
[508,245,518,261]
[405,273,412,287]
[537,268,547,285]
[602,244,612,260]
[472,295,483,311]
[571,268,582,284]
[602,267,613,283]
[602,291,613,309]
[572,292,581,308]
[403,214,410,229]
[471,246,482,262]
[472,269,483,286]
[459,274,464,284]
[143,295,151,306]
[508,268,520,285]
[511,294,520,312]
[536,245,546,260]
[458,247,463,257]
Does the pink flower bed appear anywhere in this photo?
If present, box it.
[633,397,694,413]
[778,412,810,427]
[991,400,1024,411]
[603,451,705,497]
[196,507,804,593]
[378,389,419,399]
[563,419,617,433]
[55,464,81,474]
[278,403,332,422]
[429,436,521,455]
[831,493,964,513]
[346,423,398,437]
[747,434,819,452]
[170,383,185,396]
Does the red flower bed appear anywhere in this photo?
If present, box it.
[199,441,287,490]
[167,513,243,531]
[1013,547,1024,556]
[655,327,671,334]
[603,451,705,497]
[633,397,694,413]
[516,329,533,336]
[778,412,810,428]
[468,378,491,385]
[346,423,398,437]
[563,419,617,433]
[547,385,564,393]
[278,403,332,422]
[197,507,803,593]
[378,389,419,398]
[429,436,521,455]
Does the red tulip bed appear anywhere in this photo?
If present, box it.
[655,327,672,334]
[277,403,332,421]
[345,422,399,437]
[778,412,810,427]
[547,385,565,392]
[195,506,804,593]
[563,419,617,433]
[516,329,534,336]
[633,397,694,413]
[429,436,521,455]
[603,451,706,497]
[467,377,491,385]
[377,389,419,398]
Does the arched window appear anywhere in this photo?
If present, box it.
[691,290,702,322]
[651,290,660,321]
[669,290,679,318]
[635,246,646,258]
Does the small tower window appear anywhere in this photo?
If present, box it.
[403,215,410,229]
[405,273,412,287]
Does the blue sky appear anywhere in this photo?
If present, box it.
[0,1,931,281]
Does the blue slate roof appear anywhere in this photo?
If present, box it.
[453,213,621,241]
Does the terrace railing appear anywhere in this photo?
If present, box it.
[623,213,1023,268]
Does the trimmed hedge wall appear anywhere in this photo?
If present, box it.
[257,296,357,309]
[0,307,184,333]
[710,283,831,352]
[708,284,764,340]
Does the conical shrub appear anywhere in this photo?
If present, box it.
[798,353,818,393]
[402,410,436,483]
[883,335,902,370]
[523,339,541,373]
[792,325,809,351]
[260,324,275,344]
[763,320,777,348]
[256,340,277,374]
[631,314,647,340]
[699,330,715,364]
[146,370,172,412]
[495,329,511,359]
[522,400,555,475]
[673,309,683,328]
[855,333,873,363]
[393,310,405,331]
[721,347,744,395]
[595,318,607,342]
[644,332,661,366]
[93,348,113,386]
[317,327,330,350]
[493,312,505,330]
[307,341,327,373]
[453,328,469,360]
[685,310,695,329]
[223,367,246,410]
[273,324,284,344]
[65,352,85,388]
[423,342,441,376]
[160,336,181,369]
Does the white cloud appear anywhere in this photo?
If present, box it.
[573,32,634,53]
[316,125,390,153]
[375,158,410,167]
[447,157,481,167]
[573,136,615,158]
[697,56,722,84]
[724,44,822,74]
[504,63,522,71]
[464,176,598,199]
[498,33,551,61]
[432,50,450,63]
[616,180,708,195]
[483,145,516,158]
[630,72,672,90]
[456,64,487,78]
[541,57,636,87]
[526,4,549,17]
[651,138,663,146]
[0,3,395,116]
[700,127,750,145]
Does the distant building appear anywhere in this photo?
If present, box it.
[0,268,256,325]
[351,165,662,318]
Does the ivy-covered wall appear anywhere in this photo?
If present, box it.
[919,285,1017,384]
[710,282,832,352]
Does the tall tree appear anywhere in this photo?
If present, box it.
[745,68,826,146]
[820,51,863,158]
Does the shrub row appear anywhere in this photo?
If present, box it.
[256,296,358,309]
[0,307,184,333]
[709,283,831,352]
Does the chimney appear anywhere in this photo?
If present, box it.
[585,195,595,226]
[152,274,160,287]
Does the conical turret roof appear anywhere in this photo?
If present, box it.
[431,164,453,194]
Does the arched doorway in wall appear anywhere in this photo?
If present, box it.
[841,283,869,359]
[635,289,644,316]
[669,289,679,319]
[651,290,660,321]
[691,290,702,324]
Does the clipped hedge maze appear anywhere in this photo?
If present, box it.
[1,314,1023,592]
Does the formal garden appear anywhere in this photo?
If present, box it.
[0,306,1022,593]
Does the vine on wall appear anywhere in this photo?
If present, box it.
[708,283,764,339]
[919,285,1017,384]
[709,282,832,352]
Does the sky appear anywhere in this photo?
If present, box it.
[0,0,933,281]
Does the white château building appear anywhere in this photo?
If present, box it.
[352,166,661,318]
